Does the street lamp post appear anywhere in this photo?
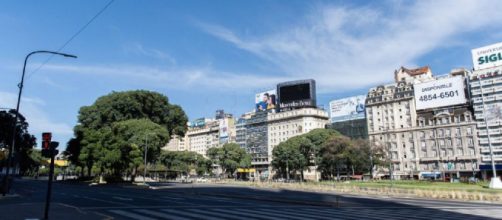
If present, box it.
[478,76,502,189]
[144,134,149,185]
[3,50,76,195]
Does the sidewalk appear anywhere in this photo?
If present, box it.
[0,202,107,220]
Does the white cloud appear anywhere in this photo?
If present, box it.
[41,63,288,92]
[0,91,73,142]
[122,42,177,65]
[198,0,502,93]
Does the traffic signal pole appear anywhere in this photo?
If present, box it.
[43,141,59,220]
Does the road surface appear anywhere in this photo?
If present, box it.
[1,178,501,220]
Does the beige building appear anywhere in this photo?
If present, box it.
[246,107,329,180]
[162,134,186,151]
[185,120,220,157]
[366,67,480,179]
[164,113,237,158]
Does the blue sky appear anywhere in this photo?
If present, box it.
[1,0,502,145]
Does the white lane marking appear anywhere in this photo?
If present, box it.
[112,196,133,201]
[235,208,307,220]
[161,196,185,200]
[108,210,157,220]
[213,208,280,220]
[188,208,254,220]
[161,209,222,220]
[265,208,335,220]
[135,209,190,220]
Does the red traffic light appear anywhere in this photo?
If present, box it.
[42,132,52,149]
[42,132,52,142]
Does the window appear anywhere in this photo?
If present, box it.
[467,127,473,135]
[456,128,461,136]
[468,138,474,146]
[457,147,464,155]
[446,129,451,137]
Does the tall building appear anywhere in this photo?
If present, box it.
[245,80,329,180]
[266,107,329,180]
[366,66,479,179]
[236,112,253,149]
[470,65,502,179]
[185,120,220,157]
[164,110,237,158]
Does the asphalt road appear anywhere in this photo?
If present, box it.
[1,178,502,220]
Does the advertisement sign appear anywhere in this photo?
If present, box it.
[472,42,502,70]
[277,80,316,109]
[414,76,466,110]
[255,89,277,111]
[219,118,229,143]
[485,103,502,123]
[329,95,366,123]
[189,118,206,127]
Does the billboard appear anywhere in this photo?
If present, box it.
[219,118,229,143]
[329,95,366,123]
[277,79,316,109]
[414,76,467,110]
[485,103,502,123]
[255,89,277,112]
[189,118,206,127]
[472,42,502,70]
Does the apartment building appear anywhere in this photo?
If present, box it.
[366,66,479,179]
[470,66,502,178]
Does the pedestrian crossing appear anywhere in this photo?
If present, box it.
[105,207,502,220]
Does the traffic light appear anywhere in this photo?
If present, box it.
[41,133,58,157]
[42,132,52,150]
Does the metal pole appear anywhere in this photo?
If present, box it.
[478,77,498,179]
[144,135,148,185]
[3,51,76,195]
[44,148,56,220]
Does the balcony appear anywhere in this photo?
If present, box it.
[482,155,502,162]
[480,137,502,144]
[478,129,502,136]
[481,146,502,153]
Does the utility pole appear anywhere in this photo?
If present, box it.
[286,152,290,182]
[143,134,149,185]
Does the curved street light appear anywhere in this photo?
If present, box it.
[3,50,77,195]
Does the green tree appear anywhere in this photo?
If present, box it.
[70,90,188,178]
[159,151,209,176]
[271,137,308,180]
[207,143,251,178]
[0,110,37,175]
[318,135,353,180]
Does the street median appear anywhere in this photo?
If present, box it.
[212,180,502,203]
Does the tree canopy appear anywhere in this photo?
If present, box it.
[207,143,251,177]
[272,128,384,180]
[66,90,188,179]
[0,110,37,175]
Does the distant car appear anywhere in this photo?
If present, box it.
[197,177,207,183]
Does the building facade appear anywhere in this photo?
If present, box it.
[162,134,186,151]
[244,107,329,179]
[366,66,480,179]
[470,67,502,178]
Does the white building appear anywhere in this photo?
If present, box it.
[165,112,237,158]
[470,67,502,178]
[366,66,480,179]
[246,107,329,180]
